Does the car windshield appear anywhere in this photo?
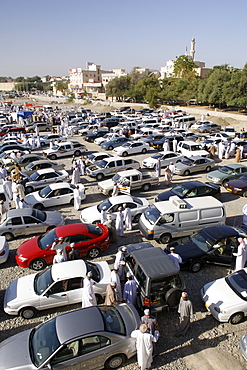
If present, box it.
[51,145,59,150]
[151,153,163,159]
[171,184,190,197]
[87,224,103,236]
[181,158,193,165]
[97,199,112,212]
[30,172,41,181]
[121,142,131,147]
[112,174,121,182]
[98,159,107,168]
[226,269,247,301]
[39,186,52,198]
[219,166,235,175]
[38,228,57,250]
[191,145,203,151]
[143,204,161,225]
[86,261,100,282]
[239,174,247,181]
[190,232,212,252]
[30,318,60,367]
[99,306,126,335]
[34,267,53,295]
[25,162,35,170]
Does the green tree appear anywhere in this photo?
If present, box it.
[56,81,68,91]
[173,55,198,79]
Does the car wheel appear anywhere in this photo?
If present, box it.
[30,258,46,271]
[29,129,34,133]
[243,191,247,197]
[40,142,46,147]
[184,170,190,176]
[50,154,57,160]
[34,203,44,210]
[74,150,81,156]
[205,166,211,172]
[165,288,182,308]
[229,312,244,325]
[222,179,229,186]
[104,354,126,370]
[95,294,104,304]
[142,183,151,191]
[189,260,203,273]
[87,247,100,258]
[2,232,14,241]
[96,173,104,181]
[92,220,100,225]
[70,198,74,205]
[108,146,113,150]
[122,151,128,157]
[142,148,147,154]
[133,213,142,223]
[26,186,34,194]
[20,307,36,319]
[159,233,171,244]
[45,127,50,131]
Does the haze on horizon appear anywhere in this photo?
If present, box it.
[0,0,246,78]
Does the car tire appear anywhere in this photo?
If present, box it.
[133,213,142,223]
[122,151,128,157]
[96,173,104,181]
[243,191,247,197]
[33,203,44,210]
[189,260,203,273]
[19,307,36,319]
[50,154,57,160]
[142,148,147,154]
[45,127,50,132]
[165,288,182,308]
[74,150,81,156]
[104,354,126,370]
[159,233,171,244]
[30,258,46,271]
[29,129,34,133]
[205,166,211,172]
[142,183,151,191]
[26,186,34,194]
[229,312,244,325]
[95,294,104,304]
[70,198,74,205]
[87,247,100,258]
[40,142,46,147]
[184,170,190,176]
[222,179,229,186]
[2,232,14,241]
[108,146,113,151]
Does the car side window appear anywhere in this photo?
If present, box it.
[48,280,68,294]
[70,234,92,243]
[108,161,115,168]
[23,216,41,224]
[136,265,147,290]
[159,213,174,224]
[7,217,22,226]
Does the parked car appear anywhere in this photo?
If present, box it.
[240,332,247,360]
[198,123,221,133]
[44,141,87,160]
[151,135,184,151]
[94,132,120,145]
[169,225,247,272]
[25,122,52,133]
[112,141,149,157]
[24,183,86,210]
[223,174,247,197]
[155,181,221,202]
[177,141,209,158]
[0,236,9,264]
[0,208,64,241]
[140,133,165,146]
[23,168,70,194]
[0,303,139,370]
[39,134,66,147]
[174,156,215,176]
[142,151,184,169]
[123,242,185,313]
[206,164,247,185]
[84,130,109,143]
[4,259,111,318]
[190,121,213,130]
[207,132,230,141]
[80,194,149,224]
[201,268,247,324]
[0,144,30,154]
[101,136,130,150]
[21,159,65,176]
[16,223,110,270]
[85,152,114,166]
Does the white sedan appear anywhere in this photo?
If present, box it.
[201,268,247,324]
[80,194,149,224]
[24,182,86,210]
[94,132,120,145]
[4,259,111,319]
[112,141,149,157]
[24,168,70,193]
[142,151,184,169]
[85,152,114,166]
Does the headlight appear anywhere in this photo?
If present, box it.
[18,255,29,262]
[234,188,242,191]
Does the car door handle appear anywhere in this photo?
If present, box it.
[61,294,67,297]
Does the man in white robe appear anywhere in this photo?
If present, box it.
[77,157,85,175]
[123,272,137,305]
[168,247,182,270]
[100,206,108,223]
[123,203,132,231]
[233,238,247,271]
[218,141,225,159]
[111,267,122,301]
[71,165,80,185]
[131,324,159,370]
[163,139,170,152]
[116,207,124,236]
[51,237,68,260]
[114,246,127,280]
[73,185,81,211]
[82,271,97,308]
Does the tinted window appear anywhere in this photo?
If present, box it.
[23,216,41,224]
[8,217,22,226]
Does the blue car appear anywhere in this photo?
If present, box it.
[101,136,131,150]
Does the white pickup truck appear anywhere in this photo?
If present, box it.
[98,169,159,196]
[43,141,87,160]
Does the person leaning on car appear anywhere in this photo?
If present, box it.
[51,237,68,260]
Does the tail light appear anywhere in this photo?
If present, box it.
[144,297,151,307]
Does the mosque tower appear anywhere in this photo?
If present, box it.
[190,37,196,61]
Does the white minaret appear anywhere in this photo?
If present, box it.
[190,37,196,60]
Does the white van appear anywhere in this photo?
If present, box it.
[174,116,196,127]
[139,195,225,244]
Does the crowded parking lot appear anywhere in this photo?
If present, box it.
[0,104,247,369]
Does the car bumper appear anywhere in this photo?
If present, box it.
[15,254,30,268]
[0,242,9,264]
[240,335,247,361]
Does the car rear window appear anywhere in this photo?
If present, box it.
[87,224,103,236]
[100,306,126,335]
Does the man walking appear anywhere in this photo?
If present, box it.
[175,292,193,336]
[82,271,97,308]
[168,247,182,269]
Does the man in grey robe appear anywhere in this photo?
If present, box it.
[175,292,193,336]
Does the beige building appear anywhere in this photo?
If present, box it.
[0,82,16,91]
[69,63,104,97]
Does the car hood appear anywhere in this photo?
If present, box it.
[142,157,157,165]
[207,169,224,179]
[116,303,140,335]
[202,278,244,308]
[156,190,174,201]
[225,179,247,188]
[44,211,65,226]
[0,329,33,370]
[24,192,42,205]
[98,179,114,188]
[175,241,206,261]
[80,204,99,223]
[5,274,37,306]
[17,236,41,257]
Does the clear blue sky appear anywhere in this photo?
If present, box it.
[0,0,246,78]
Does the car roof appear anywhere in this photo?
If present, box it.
[186,156,209,160]
[116,169,140,177]
[130,247,179,278]
[56,306,105,343]
[34,168,58,174]
[51,260,87,281]
[7,208,34,217]
[221,164,247,169]
[108,195,134,204]
[173,181,204,189]
[27,160,53,165]
[55,223,89,237]
[201,225,239,244]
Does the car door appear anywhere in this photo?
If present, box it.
[66,277,83,304]
[23,215,45,235]
[69,234,93,257]
[205,238,237,266]
[39,280,70,309]
[3,216,24,237]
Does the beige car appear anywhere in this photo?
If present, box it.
[21,159,65,176]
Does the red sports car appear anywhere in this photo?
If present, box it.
[16,223,110,270]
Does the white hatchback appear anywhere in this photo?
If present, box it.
[112,141,149,157]
[4,259,111,318]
